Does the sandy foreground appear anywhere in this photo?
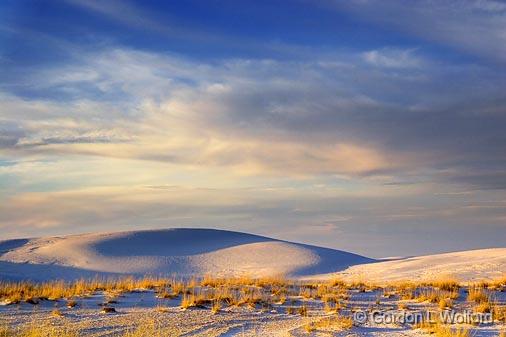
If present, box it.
[1,228,505,336]
[1,286,505,337]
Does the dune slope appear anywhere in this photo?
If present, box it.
[0,228,372,281]
[332,247,506,283]
[1,228,504,282]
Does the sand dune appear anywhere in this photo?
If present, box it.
[0,228,372,281]
[333,247,506,283]
[1,228,504,282]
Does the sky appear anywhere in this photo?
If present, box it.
[0,0,505,257]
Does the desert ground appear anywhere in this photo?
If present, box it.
[0,229,505,336]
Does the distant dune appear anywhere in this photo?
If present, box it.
[0,228,504,282]
[0,228,372,281]
[332,247,506,283]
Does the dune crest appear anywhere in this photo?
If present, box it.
[2,228,504,282]
[0,228,372,281]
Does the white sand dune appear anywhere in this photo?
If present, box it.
[0,228,372,281]
[332,247,506,283]
[0,228,504,282]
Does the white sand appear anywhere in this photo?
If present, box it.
[0,228,371,281]
[1,228,504,282]
[332,247,506,283]
[1,229,505,336]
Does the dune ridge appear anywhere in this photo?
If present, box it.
[0,228,372,281]
[1,228,504,282]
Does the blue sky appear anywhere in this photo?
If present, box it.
[1,0,505,257]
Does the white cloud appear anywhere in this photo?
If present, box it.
[1,46,504,185]
[0,48,408,177]
[362,48,422,68]
[332,0,506,62]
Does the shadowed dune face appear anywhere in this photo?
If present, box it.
[0,228,374,281]
[91,228,273,256]
[0,239,30,254]
[292,244,373,276]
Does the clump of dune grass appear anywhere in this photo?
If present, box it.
[388,281,416,290]
[180,289,220,309]
[298,304,308,316]
[381,287,397,299]
[155,289,178,299]
[414,321,470,337]
[0,325,14,337]
[424,278,460,292]
[493,305,506,323]
[211,300,221,314]
[416,288,458,304]
[304,314,353,332]
[200,275,287,289]
[328,278,346,288]
[400,288,416,300]
[51,309,63,317]
[467,286,490,303]
[171,280,186,295]
[122,319,164,337]
[299,287,314,300]
[180,293,197,309]
[317,284,349,301]
[286,305,297,315]
[435,326,471,337]
[467,286,494,314]
[155,305,170,313]
[439,298,453,310]
[475,302,492,314]
[321,291,344,313]
[0,276,170,303]
[321,293,341,304]
[1,324,80,337]
[323,300,338,313]
[348,279,369,292]
[490,275,506,290]
[386,281,418,300]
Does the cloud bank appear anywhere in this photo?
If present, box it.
[0,0,505,256]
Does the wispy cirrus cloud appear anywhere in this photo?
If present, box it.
[1,46,505,185]
[0,121,24,148]
[0,48,398,177]
[65,0,165,31]
[330,0,506,63]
